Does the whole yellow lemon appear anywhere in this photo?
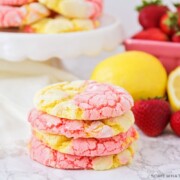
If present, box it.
[91,51,167,101]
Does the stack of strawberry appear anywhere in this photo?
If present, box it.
[133,0,180,42]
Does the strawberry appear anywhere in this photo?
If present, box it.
[174,3,180,13]
[170,111,180,136]
[172,32,180,42]
[137,0,169,29]
[132,28,168,41]
[132,99,171,137]
[160,12,179,35]
[174,3,180,26]
[23,25,34,33]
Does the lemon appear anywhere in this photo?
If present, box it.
[167,67,180,111]
[91,51,167,101]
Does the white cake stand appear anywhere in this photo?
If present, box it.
[0,14,124,62]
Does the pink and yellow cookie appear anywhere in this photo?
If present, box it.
[38,0,103,19]
[29,136,136,170]
[29,109,135,138]
[0,0,35,6]
[33,127,138,157]
[34,80,134,120]
[0,3,50,28]
[24,16,98,33]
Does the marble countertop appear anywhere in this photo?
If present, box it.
[0,47,180,180]
[1,129,180,180]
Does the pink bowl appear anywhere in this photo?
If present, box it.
[124,39,180,73]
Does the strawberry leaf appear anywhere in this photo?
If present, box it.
[136,0,162,11]
[174,3,180,8]
[175,31,180,36]
[164,12,179,29]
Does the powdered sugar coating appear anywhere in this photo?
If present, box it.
[33,127,138,156]
[29,136,135,170]
[29,109,135,138]
[34,80,134,120]
[74,81,134,120]
[0,5,23,27]
[0,3,50,28]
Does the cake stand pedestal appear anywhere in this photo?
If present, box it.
[0,14,123,65]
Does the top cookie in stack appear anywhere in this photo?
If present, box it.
[28,80,139,170]
[0,0,103,33]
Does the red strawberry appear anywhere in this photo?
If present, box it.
[133,28,168,41]
[23,25,34,33]
[132,99,171,137]
[174,3,180,13]
[174,3,180,26]
[137,0,168,29]
[172,32,180,42]
[160,12,179,35]
[170,111,180,136]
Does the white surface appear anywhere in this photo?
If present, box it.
[0,14,123,62]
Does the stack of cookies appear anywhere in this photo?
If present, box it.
[0,0,103,33]
[28,80,138,170]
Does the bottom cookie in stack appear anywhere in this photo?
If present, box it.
[29,136,136,170]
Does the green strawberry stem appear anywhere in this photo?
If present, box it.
[136,0,162,11]
[146,96,168,101]
[165,12,179,30]
[174,3,180,8]
[175,31,180,35]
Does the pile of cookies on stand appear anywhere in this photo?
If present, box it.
[0,0,103,33]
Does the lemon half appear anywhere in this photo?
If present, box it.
[168,67,180,111]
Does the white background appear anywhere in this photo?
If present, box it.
[63,0,178,79]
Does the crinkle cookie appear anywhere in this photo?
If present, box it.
[0,3,50,28]
[39,0,103,19]
[29,136,136,170]
[23,17,98,33]
[0,0,35,6]
[33,127,138,157]
[34,80,134,120]
[29,109,135,138]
